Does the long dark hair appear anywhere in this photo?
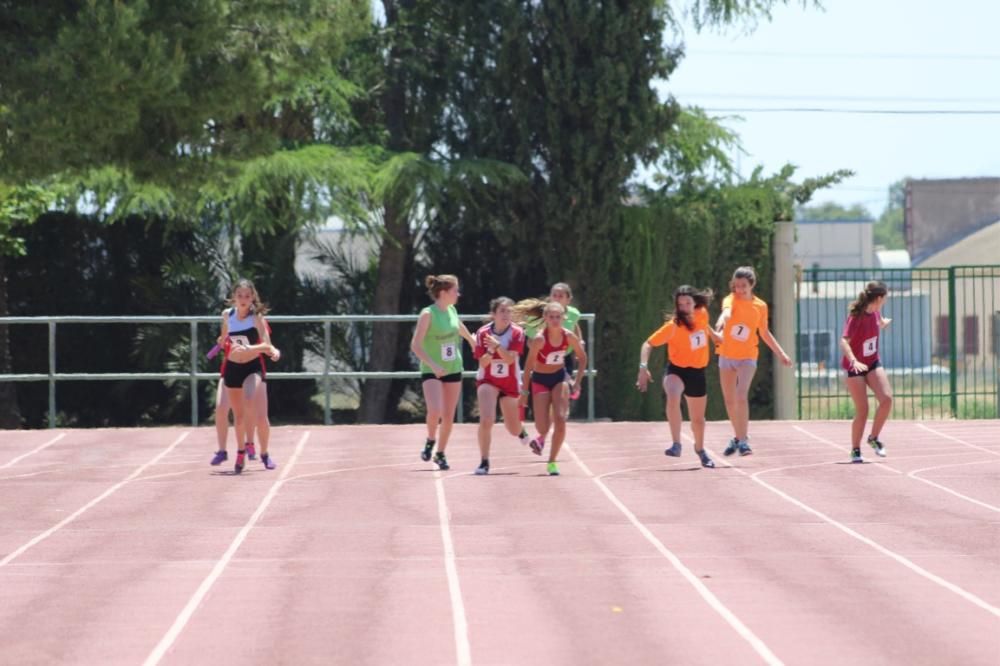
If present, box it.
[848,280,888,317]
[669,285,713,330]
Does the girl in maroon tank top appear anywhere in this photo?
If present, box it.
[840,281,893,463]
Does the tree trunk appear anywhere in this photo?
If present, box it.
[358,203,409,423]
[0,254,23,428]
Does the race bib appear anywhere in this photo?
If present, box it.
[544,350,566,365]
[491,361,510,378]
[689,331,707,350]
[862,336,878,357]
[729,324,751,342]
[441,343,458,362]
[229,335,250,347]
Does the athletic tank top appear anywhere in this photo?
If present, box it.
[419,304,463,374]
[535,327,569,366]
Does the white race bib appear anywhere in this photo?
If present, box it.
[441,343,458,362]
[491,361,510,378]
[862,336,878,357]
[544,350,566,365]
[230,335,250,347]
[729,324,751,342]
[689,331,707,350]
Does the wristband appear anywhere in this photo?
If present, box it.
[638,362,647,369]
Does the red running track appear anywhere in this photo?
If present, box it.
[0,420,998,665]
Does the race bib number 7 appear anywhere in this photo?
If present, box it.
[689,331,707,350]
[729,324,751,342]
[862,336,878,357]
[441,343,458,361]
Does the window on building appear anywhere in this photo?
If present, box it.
[964,315,979,355]
[935,315,950,357]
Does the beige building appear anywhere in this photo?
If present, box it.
[794,218,874,269]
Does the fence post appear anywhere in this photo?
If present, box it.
[773,221,797,419]
[994,312,1000,418]
[48,321,56,428]
[948,267,958,417]
[323,321,332,425]
[190,321,199,426]
[587,316,595,422]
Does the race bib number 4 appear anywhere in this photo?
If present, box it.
[729,324,751,342]
[544,350,566,365]
[689,331,707,350]
[441,343,458,362]
[491,361,510,378]
[862,336,878,357]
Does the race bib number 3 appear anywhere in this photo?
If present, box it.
[491,361,510,378]
[544,350,566,365]
[440,343,458,362]
[729,324,751,342]
[689,331,707,350]
[862,336,878,357]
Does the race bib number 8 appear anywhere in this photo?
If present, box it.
[862,336,878,357]
[689,331,707,350]
[729,324,751,342]
[441,343,457,361]
[545,350,566,365]
[491,361,510,378]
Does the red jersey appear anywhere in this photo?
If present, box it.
[841,310,882,370]
[534,326,570,366]
[474,322,525,394]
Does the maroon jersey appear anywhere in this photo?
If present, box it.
[841,311,882,370]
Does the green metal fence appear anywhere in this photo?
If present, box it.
[795,265,1000,419]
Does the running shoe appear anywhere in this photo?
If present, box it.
[867,435,887,457]
[433,451,450,471]
[210,450,228,466]
[723,438,739,456]
[529,436,545,456]
[698,450,716,468]
[475,459,490,475]
[664,442,682,457]
[234,450,246,474]
[851,448,864,464]
[737,440,753,456]
[547,461,560,476]
[518,431,530,446]
[246,442,257,460]
[421,439,435,462]
[261,453,276,470]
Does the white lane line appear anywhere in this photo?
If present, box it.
[916,424,1000,457]
[796,425,1000,516]
[143,431,310,666]
[434,471,472,666]
[707,449,1000,618]
[0,433,66,470]
[0,432,189,567]
[0,469,58,481]
[563,443,785,666]
[909,459,1000,514]
[793,425,901,474]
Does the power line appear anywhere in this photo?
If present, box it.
[704,107,1000,115]
[689,49,1000,61]
[678,92,1000,104]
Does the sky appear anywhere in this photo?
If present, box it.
[660,0,1000,216]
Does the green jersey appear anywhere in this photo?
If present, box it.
[419,304,463,375]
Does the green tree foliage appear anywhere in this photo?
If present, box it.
[874,180,907,250]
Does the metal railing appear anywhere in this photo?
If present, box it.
[795,265,1000,419]
[0,314,597,427]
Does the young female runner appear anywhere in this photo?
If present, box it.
[410,274,477,470]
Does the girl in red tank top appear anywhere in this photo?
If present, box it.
[514,299,588,476]
[840,281,893,462]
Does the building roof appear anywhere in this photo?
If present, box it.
[917,219,1000,267]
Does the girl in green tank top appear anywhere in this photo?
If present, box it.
[410,274,477,471]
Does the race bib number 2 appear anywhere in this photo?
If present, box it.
[862,336,878,357]
[441,343,457,362]
[729,324,751,342]
[545,350,566,365]
[491,361,510,378]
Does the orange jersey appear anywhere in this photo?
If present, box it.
[719,294,768,360]
[645,308,711,368]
